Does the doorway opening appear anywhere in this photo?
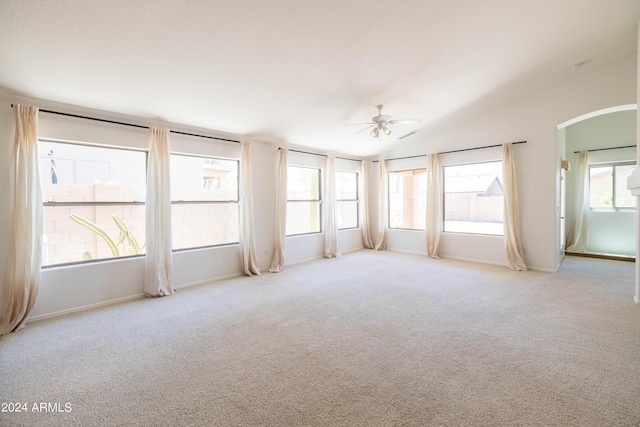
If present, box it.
[556,104,637,265]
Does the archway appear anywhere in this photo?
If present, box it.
[555,104,637,268]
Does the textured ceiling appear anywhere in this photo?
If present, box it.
[0,0,638,157]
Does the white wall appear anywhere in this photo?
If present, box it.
[564,110,637,257]
[1,54,636,318]
[589,211,636,256]
[374,53,638,271]
[556,126,567,256]
[0,94,364,320]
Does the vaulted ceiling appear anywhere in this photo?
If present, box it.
[1,0,638,156]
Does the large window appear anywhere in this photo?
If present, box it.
[170,155,239,250]
[589,162,636,209]
[336,171,359,229]
[444,161,503,235]
[287,166,321,235]
[38,140,147,266]
[388,169,427,230]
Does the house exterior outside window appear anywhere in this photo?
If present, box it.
[443,161,504,235]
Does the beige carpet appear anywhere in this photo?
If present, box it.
[1,250,639,426]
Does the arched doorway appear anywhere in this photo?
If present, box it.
[556,104,637,264]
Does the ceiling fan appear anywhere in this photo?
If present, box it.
[346,105,421,139]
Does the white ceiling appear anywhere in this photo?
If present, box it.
[0,0,638,157]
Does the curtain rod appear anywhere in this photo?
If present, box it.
[10,104,241,144]
[279,147,362,162]
[372,140,526,162]
[573,144,636,154]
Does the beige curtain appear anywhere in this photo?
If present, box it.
[144,127,174,296]
[239,141,260,275]
[566,151,589,252]
[0,105,42,335]
[360,160,374,249]
[374,160,388,251]
[502,143,527,271]
[268,148,288,272]
[324,155,341,258]
[426,153,442,258]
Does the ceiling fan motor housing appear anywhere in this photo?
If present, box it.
[373,114,393,124]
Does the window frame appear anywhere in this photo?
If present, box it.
[335,170,359,230]
[39,138,148,268]
[387,168,427,231]
[286,165,323,236]
[442,159,504,236]
[588,161,636,211]
[170,152,240,252]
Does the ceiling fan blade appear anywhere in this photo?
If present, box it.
[344,122,374,126]
[354,125,375,135]
[389,119,422,125]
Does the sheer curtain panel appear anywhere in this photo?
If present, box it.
[239,141,260,275]
[566,151,589,252]
[360,160,374,249]
[268,148,288,272]
[374,160,388,251]
[502,143,527,271]
[144,127,174,296]
[1,105,42,335]
[324,155,341,258]
[426,153,443,258]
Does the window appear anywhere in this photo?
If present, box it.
[335,171,359,229]
[589,162,636,209]
[388,169,427,230]
[38,140,147,266]
[170,154,239,250]
[287,166,321,235]
[444,161,503,235]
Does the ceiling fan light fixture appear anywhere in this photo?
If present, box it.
[347,105,420,140]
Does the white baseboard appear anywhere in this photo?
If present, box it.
[259,246,365,272]
[530,265,558,273]
[387,249,503,266]
[342,246,365,254]
[285,255,325,267]
[28,272,248,323]
[441,255,557,272]
[174,272,245,290]
[387,248,427,256]
[438,254,509,268]
[386,250,558,273]
[27,293,145,323]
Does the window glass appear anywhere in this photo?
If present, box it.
[615,164,635,208]
[38,141,146,266]
[288,167,320,200]
[444,161,503,235]
[336,171,358,229]
[287,166,321,235]
[337,201,358,229]
[388,169,426,230]
[589,166,613,208]
[171,203,239,250]
[39,141,146,202]
[170,154,239,249]
[286,201,321,235]
[589,162,636,209]
[171,155,238,201]
[336,171,357,200]
[43,205,146,265]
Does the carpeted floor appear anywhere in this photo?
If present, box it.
[1,250,639,426]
